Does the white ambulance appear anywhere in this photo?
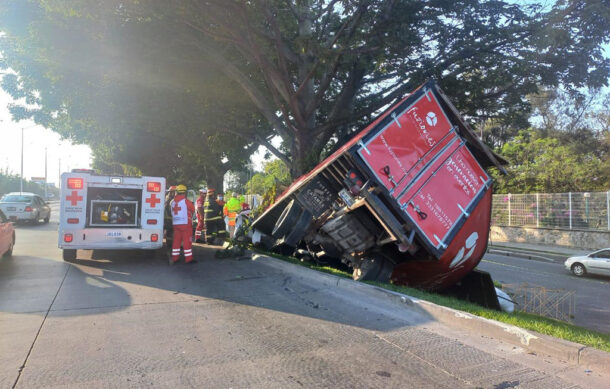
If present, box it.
[58,170,166,261]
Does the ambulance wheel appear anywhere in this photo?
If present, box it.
[63,249,77,261]
[44,215,50,223]
[272,200,301,238]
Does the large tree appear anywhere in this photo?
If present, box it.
[1,0,609,178]
[0,1,273,189]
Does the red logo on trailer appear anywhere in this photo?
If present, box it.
[66,190,83,206]
[358,92,453,193]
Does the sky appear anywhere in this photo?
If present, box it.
[0,88,92,186]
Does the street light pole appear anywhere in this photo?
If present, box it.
[44,147,48,199]
[20,127,24,193]
[20,124,37,194]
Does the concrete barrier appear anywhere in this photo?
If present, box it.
[490,226,610,250]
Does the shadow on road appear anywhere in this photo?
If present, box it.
[1,242,432,331]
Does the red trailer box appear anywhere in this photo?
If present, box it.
[251,80,504,291]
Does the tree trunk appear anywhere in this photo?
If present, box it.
[204,163,228,193]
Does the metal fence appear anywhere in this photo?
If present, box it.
[492,191,610,231]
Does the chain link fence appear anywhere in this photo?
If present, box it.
[492,191,610,231]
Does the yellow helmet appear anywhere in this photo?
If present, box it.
[176,184,187,193]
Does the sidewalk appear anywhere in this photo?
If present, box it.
[487,241,589,263]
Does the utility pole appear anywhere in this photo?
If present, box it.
[20,127,24,193]
[20,124,37,193]
[44,147,48,199]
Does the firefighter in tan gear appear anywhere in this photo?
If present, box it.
[170,185,195,264]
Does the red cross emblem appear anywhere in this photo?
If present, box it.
[172,202,182,215]
[146,193,161,208]
[66,190,83,206]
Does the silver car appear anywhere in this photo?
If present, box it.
[564,249,610,277]
[0,192,51,224]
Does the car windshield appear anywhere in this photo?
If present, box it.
[1,195,32,203]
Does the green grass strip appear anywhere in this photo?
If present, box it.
[250,246,610,352]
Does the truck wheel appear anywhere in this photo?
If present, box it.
[283,210,312,247]
[375,257,394,283]
[44,214,50,223]
[352,256,383,282]
[271,200,301,238]
[63,249,77,261]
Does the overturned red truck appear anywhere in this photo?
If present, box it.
[251,80,505,293]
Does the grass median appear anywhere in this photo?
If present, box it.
[249,247,610,353]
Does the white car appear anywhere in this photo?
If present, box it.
[564,249,610,277]
[0,192,51,224]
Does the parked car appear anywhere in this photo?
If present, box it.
[564,249,610,277]
[0,192,51,224]
[0,209,15,257]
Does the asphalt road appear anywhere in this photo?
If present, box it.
[0,204,605,388]
[477,253,610,333]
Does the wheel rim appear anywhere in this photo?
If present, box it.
[573,265,583,275]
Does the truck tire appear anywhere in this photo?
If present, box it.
[63,249,77,261]
[44,214,50,223]
[352,256,383,281]
[271,200,301,239]
[283,210,312,247]
[375,257,394,283]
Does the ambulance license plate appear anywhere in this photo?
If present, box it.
[106,231,122,237]
[7,207,16,211]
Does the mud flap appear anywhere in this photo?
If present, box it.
[441,269,501,311]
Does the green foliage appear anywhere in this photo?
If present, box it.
[0,172,58,198]
[0,0,272,188]
[245,160,291,195]
[490,130,608,193]
[1,0,608,178]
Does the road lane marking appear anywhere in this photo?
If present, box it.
[480,258,610,286]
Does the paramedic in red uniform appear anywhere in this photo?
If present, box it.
[170,185,196,264]
[194,188,207,243]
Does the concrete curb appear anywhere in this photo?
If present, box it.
[240,251,610,373]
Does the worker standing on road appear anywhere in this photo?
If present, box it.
[204,189,221,244]
[215,193,227,242]
[170,185,196,264]
[195,189,207,243]
[164,185,177,246]
[225,192,241,238]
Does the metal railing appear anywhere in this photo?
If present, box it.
[492,191,610,231]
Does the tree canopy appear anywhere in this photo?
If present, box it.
[1,0,609,183]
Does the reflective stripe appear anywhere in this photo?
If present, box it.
[184,253,193,257]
